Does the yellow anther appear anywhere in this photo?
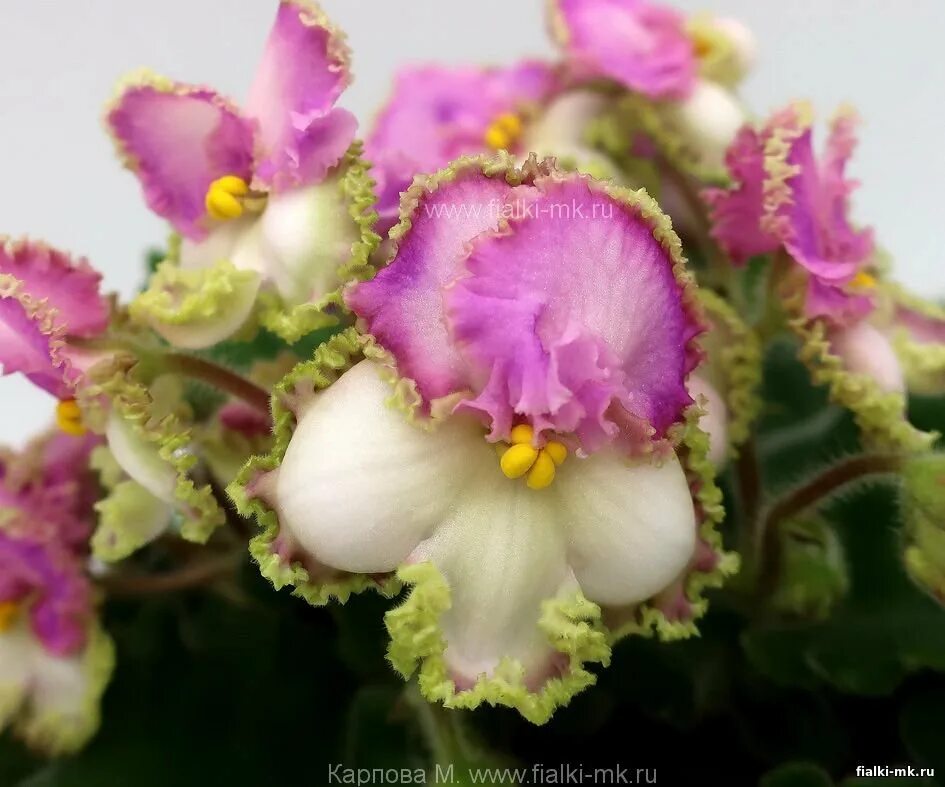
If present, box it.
[205,175,249,221]
[526,450,557,490]
[0,601,19,633]
[544,441,568,466]
[851,271,877,290]
[500,443,539,479]
[510,424,535,445]
[56,399,87,436]
[484,113,524,151]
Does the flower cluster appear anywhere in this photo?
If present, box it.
[1,0,944,759]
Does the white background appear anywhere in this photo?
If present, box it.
[1,0,942,445]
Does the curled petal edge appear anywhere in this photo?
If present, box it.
[80,357,226,543]
[787,290,937,452]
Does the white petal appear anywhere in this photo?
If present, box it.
[256,179,360,305]
[712,17,758,79]
[105,412,177,503]
[663,80,745,172]
[274,360,489,573]
[411,468,574,685]
[556,451,697,606]
[179,219,257,273]
[831,321,906,394]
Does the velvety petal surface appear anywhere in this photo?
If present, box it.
[107,73,256,240]
[272,361,479,572]
[245,1,355,189]
[550,0,696,98]
[450,176,699,448]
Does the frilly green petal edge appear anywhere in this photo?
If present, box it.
[608,405,738,643]
[789,309,938,453]
[257,142,382,344]
[386,562,612,726]
[130,259,261,349]
[698,288,763,455]
[81,357,226,543]
[92,478,172,562]
[881,283,945,395]
[228,328,401,606]
[12,623,115,757]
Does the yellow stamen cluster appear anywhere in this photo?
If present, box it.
[499,424,568,491]
[56,399,87,436]
[851,271,877,290]
[0,600,19,633]
[484,113,524,152]
[205,175,250,221]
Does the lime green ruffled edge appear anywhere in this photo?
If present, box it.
[900,453,945,603]
[607,404,738,643]
[256,142,382,343]
[881,282,945,396]
[80,356,225,543]
[386,563,611,726]
[227,328,402,606]
[698,288,763,456]
[787,302,938,453]
[130,259,261,347]
[11,622,115,757]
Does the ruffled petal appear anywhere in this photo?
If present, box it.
[348,157,521,404]
[92,480,173,562]
[763,104,874,285]
[106,70,255,240]
[244,1,355,189]
[0,239,108,338]
[0,275,74,397]
[829,321,905,396]
[703,125,777,264]
[449,174,702,449]
[549,0,697,98]
[0,531,92,657]
[130,259,262,349]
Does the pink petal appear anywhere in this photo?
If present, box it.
[703,126,777,265]
[0,238,108,337]
[107,75,255,240]
[0,530,92,656]
[347,165,522,404]
[449,177,700,449]
[551,0,696,98]
[245,1,356,189]
[365,62,560,224]
[0,276,74,397]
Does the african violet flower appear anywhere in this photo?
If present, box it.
[0,431,114,755]
[0,238,110,409]
[0,237,226,546]
[704,103,945,450]
[366,62,581,228]
[548,0,756,174]
[107,0,378,348]
[231,156,735,723]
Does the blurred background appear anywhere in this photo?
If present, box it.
[1,0,943,445]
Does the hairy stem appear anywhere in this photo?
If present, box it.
[755,453,903,593]
[163,353,271,414]
[98,554,241,597]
